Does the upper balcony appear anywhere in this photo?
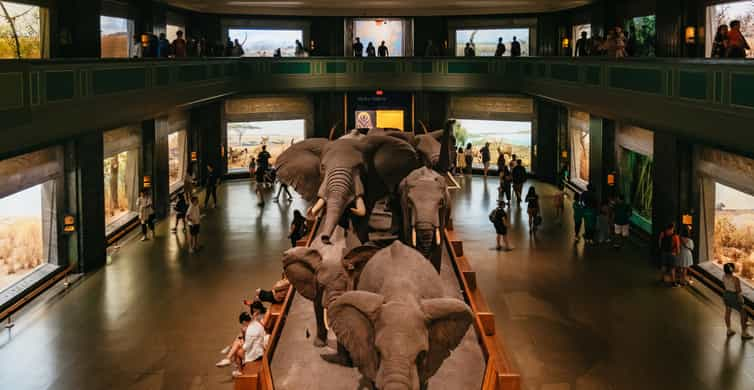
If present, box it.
[2,56,754,158]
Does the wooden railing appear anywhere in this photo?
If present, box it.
[444,226,521,390]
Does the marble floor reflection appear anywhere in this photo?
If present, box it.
[0,177,752,390]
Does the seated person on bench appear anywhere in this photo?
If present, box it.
[246,274,290,305]
[215,302,269,377]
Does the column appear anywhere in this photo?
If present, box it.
[52,0,102,58]
[588,115,616,205]
[533,99,560,184]
[75,132,106,272]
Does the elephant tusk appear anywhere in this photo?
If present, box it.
[309,198,326,216]
[350,196,366,217]
[412,228,417,247]
[436,228,441,245]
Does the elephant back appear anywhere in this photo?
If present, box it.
[357,242,445,299]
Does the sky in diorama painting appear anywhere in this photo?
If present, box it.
[0,185,41,218]
[455,28,529,56]
[353,19,404,56]
[227,119,305,171]
[228,28,303,57]
[453,119,532,168]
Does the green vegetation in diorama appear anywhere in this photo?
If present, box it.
[0,1,41,59]
[619,149,653,222]
[625,15,657,57]
[714,184,754,283]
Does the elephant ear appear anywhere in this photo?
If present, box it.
[276,138,328,202]
[341,244,381,288]
[282,247,322,300]
[419,298,474,381]
[329,291,384,380]
[365,135,422,196]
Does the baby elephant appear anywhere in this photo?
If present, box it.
[330,242,472,390]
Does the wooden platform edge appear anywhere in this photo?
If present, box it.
[444,227,521,390]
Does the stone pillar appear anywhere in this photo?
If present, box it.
[652,132,681,251]
[75,132,106,272]
[533,99,559,184]
[588,115,616,205]
[190,102,223,183]
[151,118,170,219]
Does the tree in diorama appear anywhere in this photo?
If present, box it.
[0,1,40,59]
[453,121,469,148]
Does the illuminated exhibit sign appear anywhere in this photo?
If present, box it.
[63,215,76,233]
[355,110,404,130]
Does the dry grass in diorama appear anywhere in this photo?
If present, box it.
[714,213,754,281]
[0,217,43,278]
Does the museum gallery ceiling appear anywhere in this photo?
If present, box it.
[162,0,593,16]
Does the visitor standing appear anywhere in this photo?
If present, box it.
[658,222,681,286]
[499,159,512,206]
[295,39,305,57]
[489,201,512,251]
[464,43,475,57]
[711,24,729,58]
[613,195,631,248]
[456,147,466,175]
[257,145,272,187]
[678,226,694,286]
[137,189,155,241]
[205,163,220,208]
[722,263,753,340]
[172,192,189,233]
[184,166,195,197]
[464,143,474,174]
[583,201,597,245]
[366,42,376,57]
[353,37,364,57]
[727,20,750,58]
[172,30,187,57]
[573,193,585,242]
[510,36,522,57]
[378,41,389,57]
[575,31,589,56]
[494,37,506,56]
[289,210,308,247]
[424,40,437,57]
[187,195,201,252]
[248,157,256,177]
[480,143,491,178]
[232,39,244,56]
[131,34,143,58]
[525,187,541,235]
[512,159,527,204]
[157,33,170,57]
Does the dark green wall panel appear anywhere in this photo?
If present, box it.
[609,67,663,94]
[179,65,207,82]
[678,71,707,101]
[585,66,601,85]
[326,62,346,73]
[550,64,579,82]
[731,73,754,108]
[363,61,397,73]
[448,62,488,74]
[92,68,147,95]
[0,72,24,108]
[46,71,75,101]
[412,61,433,73]
[271,62,311,74]
[155,67,170,86]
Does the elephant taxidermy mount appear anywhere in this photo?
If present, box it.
[399,167,451,272]
[329,242,473,390]
[367,120,456,172]
[276,130,422,245]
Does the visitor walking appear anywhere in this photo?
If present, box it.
[489,201,511,251]
[573,193,584,242]
[464,143,474,175]
[187,195,201,252]
[172,192,189,233]
[257,146,272,186]
[494,37,506,56]
[613,195,631,248]
[512,159,527,204]
[157,33,170,57]
[499,161,512,206]
[723,263,753,340]
[137,189,155,241]
[353,37,364,57]
[510,36,522,57]
[456,147,466,175]
[378,41,389,57]
[525,187,541,235]
[274,175,293,203]
[480,142,491,177]
[248,157,256,177]
[205,163,220,208]
[658,222,681,286]
[172,30,187,57]
[366,42,376,57]
[289,209,308,247]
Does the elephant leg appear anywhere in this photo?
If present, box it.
[320,341,354,367]
[314,289,328,347]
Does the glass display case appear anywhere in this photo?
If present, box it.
[227,119,305,173]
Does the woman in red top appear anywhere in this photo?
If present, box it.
[658,222,681,287]
[727,20,750,58]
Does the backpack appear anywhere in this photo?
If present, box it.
[489,208,502,224]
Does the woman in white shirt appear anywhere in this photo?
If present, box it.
[215,302,269,377]
[723,263,752,340]
[136,190,154,241]
[186,195,201,252]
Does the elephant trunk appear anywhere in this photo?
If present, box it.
[319,168,354,245]
[413,222,436,260]
[380,360,413,390]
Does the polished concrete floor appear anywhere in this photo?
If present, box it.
[0,177,753,390]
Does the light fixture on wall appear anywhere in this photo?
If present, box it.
[607,173,615,186]
[682,213,693,226]
[685,26,696,44]
[561,37,570,49]
[143,175,152,188]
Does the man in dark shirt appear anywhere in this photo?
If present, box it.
[204,163,220,208]
[494,37,506,56]
[353,37,364,57]
[480,143,491,177]
[511,159,527,203]
[378,41,389,57]
[257,145,272,187]
[510,36,522,57]
[575,31,589,57]
[172,30,187,57]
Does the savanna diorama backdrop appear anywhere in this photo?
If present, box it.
[0,1,41,59]
[0,185,45,292]
[713,183,754,284]
[227,119,305,172]
[453,119,532,168]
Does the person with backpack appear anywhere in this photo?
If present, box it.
[658,222,681,286]
[480,142,491,178]
[525,186,541,235]
[172,192,189,233]
[511,159,527,204]
[489,201,511,251]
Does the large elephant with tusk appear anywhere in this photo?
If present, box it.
[367,120,455,173]
[276,130,421,245]
[399,167,451,272]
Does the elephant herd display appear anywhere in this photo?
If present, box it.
[276,123,472,390]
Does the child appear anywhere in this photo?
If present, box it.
[187,195,201,252]
[489,201,512,251]
[596,203,610,244]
